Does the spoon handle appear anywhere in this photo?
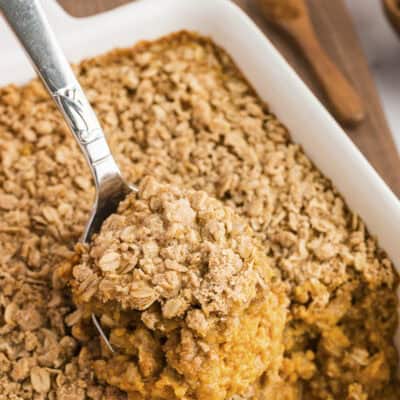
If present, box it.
[290,21,365,127]
[0,0,122,183]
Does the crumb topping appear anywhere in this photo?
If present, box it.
[0,31,397,400]
[71,177,288,400]
[72,177,271,318]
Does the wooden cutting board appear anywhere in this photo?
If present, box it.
[59,0,400,197]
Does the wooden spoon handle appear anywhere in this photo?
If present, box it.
[292,23,365,126]
[383,0,400,37]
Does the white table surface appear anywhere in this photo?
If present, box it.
[345,0,400,152]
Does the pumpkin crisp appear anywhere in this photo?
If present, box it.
[0,31,399,400]
[70,177,288,400]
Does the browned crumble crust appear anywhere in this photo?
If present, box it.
[0,31,398,400]
[70,177,288,399]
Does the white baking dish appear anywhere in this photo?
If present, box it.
[1,0,399,351]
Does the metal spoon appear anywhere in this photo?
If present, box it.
[0,0,136,351]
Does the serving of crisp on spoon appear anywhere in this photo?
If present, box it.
[0,0,137,350]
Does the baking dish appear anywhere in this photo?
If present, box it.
[1,0,399,352]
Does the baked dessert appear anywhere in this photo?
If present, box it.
[70,177,288,399]
[0,31,398,399]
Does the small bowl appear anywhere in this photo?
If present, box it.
[383,0,400,37]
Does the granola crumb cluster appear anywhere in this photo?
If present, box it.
[70,177,288,399]
[0,31,398,400]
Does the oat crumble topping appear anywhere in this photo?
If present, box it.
[0,31,398,400]
[70,177,287,399]
[72,177,278,317]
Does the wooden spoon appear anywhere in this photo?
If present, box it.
[383,0,400,37]
[257,0,365,127]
